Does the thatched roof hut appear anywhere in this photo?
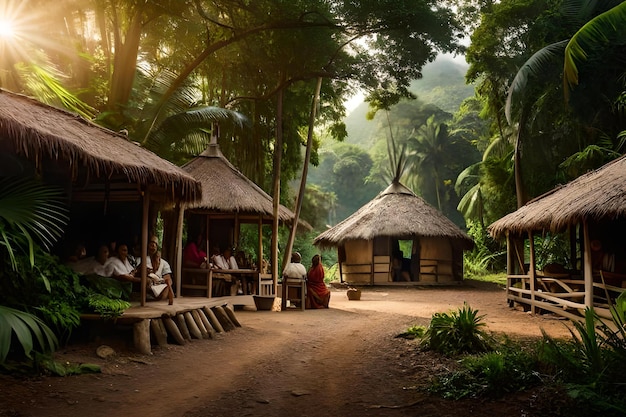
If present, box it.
[0,89,200,203]
[315,181,473,247]
[314,181,473,285]
[174,142,304,298]
[490,154,626,238]
[182,143,295,221]
[0,89,203,306]
[488,154,626,322]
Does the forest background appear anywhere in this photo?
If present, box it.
[1,0,626,280]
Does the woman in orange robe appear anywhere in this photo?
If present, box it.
[306,254,330,309]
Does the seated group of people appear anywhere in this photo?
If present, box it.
[183,234,254,296]
[67,236,174,304]
[282,252,330,309]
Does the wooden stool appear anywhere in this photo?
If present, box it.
[281,277,306,311]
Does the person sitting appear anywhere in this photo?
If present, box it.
[306,254,330,309]
[282,252,307,280]
[108,243,141,283]
[213,247,242,295]
[214,247,239,270]
[183,233,208,268]
[138,236,174,304]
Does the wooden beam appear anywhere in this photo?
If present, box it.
[583,220,594,309]
[174,202,185,298]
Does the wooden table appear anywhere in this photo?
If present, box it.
[182,268,259,298]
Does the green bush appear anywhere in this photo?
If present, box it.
[421,303,492,355]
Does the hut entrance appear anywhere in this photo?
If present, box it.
[390,239,420,282]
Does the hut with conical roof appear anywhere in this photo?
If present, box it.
[174,142,302,297]
[314,181,473,285]
[489,154,626,321]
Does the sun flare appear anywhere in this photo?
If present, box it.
[0,19,14,39]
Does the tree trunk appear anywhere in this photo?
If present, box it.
[272,86,284,288]
[514,107,529,208]
[282,77,323,267]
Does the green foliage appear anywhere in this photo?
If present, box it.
[463,220,506,276]
[0,306,58,364]
[421,303,492,355]
[396,325,426,340]
[87,293,131,320]
[430,341,541,399]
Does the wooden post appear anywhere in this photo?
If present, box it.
[162,315,186,345]
[133,319,152,355]
[197,308,216,339]
[212,306,235,331]
[583,220,594,309]
[174,203,185,298]
[528,231,536,315]
[140,187,150,307]
[184,311,203,339]
[175,313,192,341]
[203,306,224,333]
[222,304,241,327]
[150,318,168,347]
[191,309,209,339]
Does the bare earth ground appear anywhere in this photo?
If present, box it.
[0,280,576,417]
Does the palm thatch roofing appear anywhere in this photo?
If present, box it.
[0,89,201,202]
[313,181,473,249]
[181,143,299,223]
[489,154,626,239]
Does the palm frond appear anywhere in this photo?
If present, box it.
[0,178,68,253]
[0,305,58,363]
[505,40,568,124]
[563,1,626,98]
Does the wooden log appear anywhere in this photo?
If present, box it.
[191,309,209,339]
[203,306,225,333]
[176,313,192,341]
[184,311,203,339]
[150,318,168,347]
[222,304,242,327]
[197,308,216,339]
[162,315,186,345]
[212,306,235,331]
[133,319,152,355]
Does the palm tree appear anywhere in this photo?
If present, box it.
[505,0,626,205]
[0,177,68,363]
[406,115,454,211]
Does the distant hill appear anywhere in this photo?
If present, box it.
[344,56,473,146]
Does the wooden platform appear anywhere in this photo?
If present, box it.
[80,295,256,355]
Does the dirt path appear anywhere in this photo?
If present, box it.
[0,281,574,417]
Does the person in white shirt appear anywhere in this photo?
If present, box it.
[282,252,307,279]
[137,236,174,304]
[214,247,239,270]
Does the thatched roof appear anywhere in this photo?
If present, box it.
[313,181,473,249]
[0,89,201,202]
[182,143,298,223]
[489,154,626,239]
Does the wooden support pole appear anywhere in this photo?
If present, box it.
[528,231,536,315]
[191,309,209,339]
[212,306,235,331]
[150,318,168,347]
[133,319,152,355]
[197,309,216,339]
[162,315,186,345]
[184,311,203,339]
[175,313,192,341]
[222,304,241,327]
[583,220,594,310]
[203,306,224,333]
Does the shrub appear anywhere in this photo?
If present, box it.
[421,303,492,355]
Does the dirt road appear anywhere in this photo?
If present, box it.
[0,281,574,417]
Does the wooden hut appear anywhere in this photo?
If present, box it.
[489,154,626,321]
[174,141,300,298]
[314,181,473,285]
[0,89,201,306]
